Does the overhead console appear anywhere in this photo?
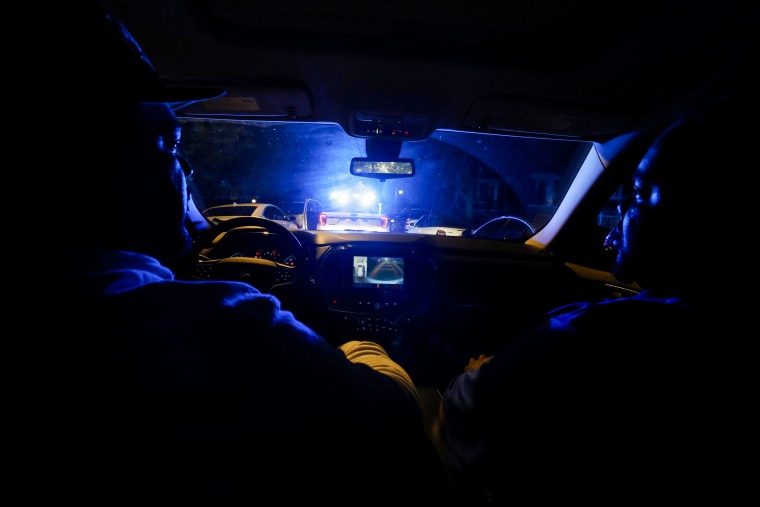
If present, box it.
[348,111,431,141]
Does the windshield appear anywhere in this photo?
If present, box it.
[179,119,593,235]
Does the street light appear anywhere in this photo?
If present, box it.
[395,190,403,213]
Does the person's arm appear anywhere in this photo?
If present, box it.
[338,340,419,404]
[464,353,493,371]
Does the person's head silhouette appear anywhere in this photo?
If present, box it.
[47,4,225,261]
[610,101,745,301]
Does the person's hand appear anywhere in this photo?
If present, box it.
[464,354,493,372]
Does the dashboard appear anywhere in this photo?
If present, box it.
[185,225,631,388]
[291,231,610,387]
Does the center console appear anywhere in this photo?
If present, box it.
[317,242,435,336]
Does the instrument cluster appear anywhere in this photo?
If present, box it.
[204,229,299,267]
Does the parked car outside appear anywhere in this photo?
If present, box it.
[406,214,472,236]
[202,202,299,230]
[317,210,391,232]
[398,207,429,231]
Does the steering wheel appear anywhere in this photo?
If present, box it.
[179,216,306,293]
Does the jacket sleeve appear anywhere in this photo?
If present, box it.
[338,340,420,404]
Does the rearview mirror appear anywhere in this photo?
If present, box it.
[350,158,415,179]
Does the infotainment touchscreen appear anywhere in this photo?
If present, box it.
[352,255,404,289]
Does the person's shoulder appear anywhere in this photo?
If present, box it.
[170,278,264,301]
[513,293,695,348]
[570,293,692,332]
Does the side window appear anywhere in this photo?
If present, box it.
[567,182,631,272]
[597,184,626,231]
[305,200,322,230]
[263,206,280,221]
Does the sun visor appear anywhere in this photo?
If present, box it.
[463,95,629,140]
[175,85,312,118]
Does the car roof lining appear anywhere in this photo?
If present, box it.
[103,0,758,143]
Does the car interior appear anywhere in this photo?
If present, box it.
[95,0,755,488]
[98,0,755,382]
